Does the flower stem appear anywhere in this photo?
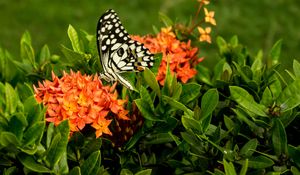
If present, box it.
[188,19,204,34]
[189,2,204,34]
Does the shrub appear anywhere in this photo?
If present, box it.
[1,2,300,175]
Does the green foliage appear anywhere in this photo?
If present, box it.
[1,18,300,175]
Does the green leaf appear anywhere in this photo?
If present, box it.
[251,50,263,70]
[124,129,143,151]
[20,30,31,45]
[214,169,225,175]
[224,115,235,131]
[144,133,174,144]
[69,166,81,175]
[277,79,300,112]
[23,121,45,146]
[261,87,273,106]
[24,96,45,126]
[154,116,178,133]
[171,79,182,100]
[238,155,274,169]
[288,145,300,168]
[134,99,161,121]
[158,12,173,27]
[0,131,20,147]
[201,113,212,133]
[291,166,300,175]
[268,39,282,66]
[23,43,35,65]
[196,64,212,85]
[286,69,296,80]
[182,131,202,148]
[57,118,70,140]
[46,123,55,148]
[201,89,219,120]
[139,86,154,111]
[152,25,159,34]
[251,50,263,82]
[5,83,19,114]
[16,83,33,101]
[180,83,201,104]
[0,48,17,82]
[216,36,228,55]
[12,59,32,75]
[229,86,267,117]
[232,63,251,83]
[269,75,282,100]
[9,113,27,140]
[239,159,248,175]
[213,59,226,81]
[143,68,161,97]
[221,62,232,81]
[168,132,181,145]
[240,139,258,157]
[272,118,288,156]
[232,108,264,138]
[46,120,69,168]
[293,60,300,78]
[81,151,101,175]
[223,159,237,175]
[230,35,239,47]
[120,169,133,175]
[81,138,102,158]
[279,110,296,127]
[19,145,38,155]
[20,31,35,66]
[39,44,51,65]
[18,153,52,173]
[68,25,82,53]
[135,169,152,175]
[46,133,62,167]
[3,167,17,175]
[150,53,162,74]
[162,95,193,117]
[181,116,201,132]
[77,29,94,53]
[57,151,69,174]
[60,45,85,66]
[181,132,204,154]
[162,58,174,95]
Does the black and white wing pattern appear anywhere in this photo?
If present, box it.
[96,9,154,90]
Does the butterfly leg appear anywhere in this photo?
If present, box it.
[100,72,116,82]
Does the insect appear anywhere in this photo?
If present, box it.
[96,9,154,90]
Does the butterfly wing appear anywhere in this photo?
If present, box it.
[96,9,154,89]
[110,39,154,73]
[97,9,154,72]
[97,9,130,74]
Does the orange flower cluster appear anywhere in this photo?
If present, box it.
[132,27,203,85]
[34,71,129,138]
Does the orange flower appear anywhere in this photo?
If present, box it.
[131,27,203,85]
[197,0,210,5]
[197,27,212,43]
[34,71,129,138]
[92,117,112,138]
[204,8,216,26]
[161,26,176,38]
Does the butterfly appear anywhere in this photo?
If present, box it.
[96,9,154,90]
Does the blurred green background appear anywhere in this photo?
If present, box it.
[0,0,299,69]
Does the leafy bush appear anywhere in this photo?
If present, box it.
[1,3,300,175]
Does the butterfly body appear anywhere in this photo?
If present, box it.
[97,9,154,90]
